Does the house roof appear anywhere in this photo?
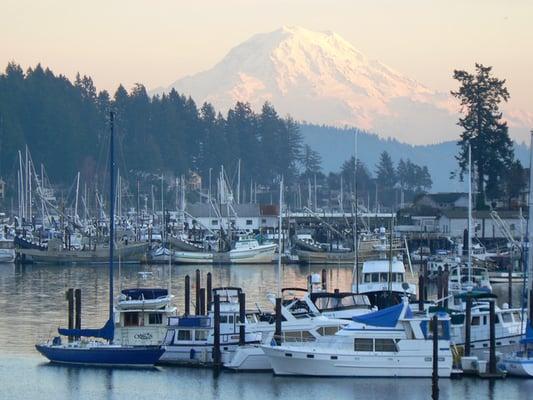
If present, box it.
[185,203,278,218]
[440,209,523,219]
[416,192,467,204]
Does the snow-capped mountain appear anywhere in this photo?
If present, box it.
[160,26,526,144]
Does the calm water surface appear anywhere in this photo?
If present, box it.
[0,262,530,399]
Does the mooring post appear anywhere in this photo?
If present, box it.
[437,267,443,306]
[74,288,81,340]
[432,314,439,400]
[321,268,327,291]
[195,269,200,315]
[423,261,428,301]
[199,288,206,316]
[489,300,497,374]
[206,272,212,307]
[213,294,221,367]
[184,274,190,316]
[465,295,472,357]
[418,273,424,312]
[443,266,449,309]
[239,292,246,346]
[508,264,513,308]
[67,288,74,342]
[275,297,282,345]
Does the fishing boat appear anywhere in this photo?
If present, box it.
[356,257,416,309]
[295,249,354,265]
[35,111,164,367]
[173,237,276,265]
[261,300,453,377]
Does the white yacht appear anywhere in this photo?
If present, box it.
[113,288,176,346]
[159,287,262,366]
[261,300,453,377]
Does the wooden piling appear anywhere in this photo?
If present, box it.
[195,269,200,315]
[74,288,81,340]
[66,288,74,342]
[418,273,424,312]
[507,264,513,308]
[213,294,221,367]
[184,274,190,316]
[275,297,282,345]
[321,269,327,291]
[239,292,246,346]
[465,296,472,357]
[199,288,206,316]
[206,272,212,307]
[432,314,439,400]
[489,300,497,374]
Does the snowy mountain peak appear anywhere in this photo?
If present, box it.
[163,26,460,144]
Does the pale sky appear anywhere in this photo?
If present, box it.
[1,0,532,111]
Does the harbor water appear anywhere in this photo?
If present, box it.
[0,262,532,400]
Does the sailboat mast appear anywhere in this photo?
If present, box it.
[352,132,359,293]
[527,131,533,328]
[108,111,115,321]
[277,177,283,296]
[468,144,472,286]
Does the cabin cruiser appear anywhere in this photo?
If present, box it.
[113,288,176,346]
[355,257,416,309]
[159,287,262,366]
[261,300,453,377]
[448,265,492,294]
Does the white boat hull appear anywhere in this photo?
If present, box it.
[499,355,533,377]
[262,343,453,377]
[224,345,271,370]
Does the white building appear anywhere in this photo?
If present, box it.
[437,209,524,239]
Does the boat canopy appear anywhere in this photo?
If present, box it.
[58,317,114,341]
[454,291,497,300]
[121,288,168,300]
[352,302,411,328]
[362,260,405,274]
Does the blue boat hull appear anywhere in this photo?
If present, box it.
[35,344,164,367]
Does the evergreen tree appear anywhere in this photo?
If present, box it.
[300,144,322,177]
[451,63,514,207]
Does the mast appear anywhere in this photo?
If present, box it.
[467,144,472,286]
[277,176,283,296]
[237,159,241,204]
[108,111,115,321]
[352,132,359,293]
[75,171,80,223]
[161,173,164,242]
[527,130,533,328]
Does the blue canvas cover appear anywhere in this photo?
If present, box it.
[521,321,533,344]
[58,317,115,341]
[352,302,405,327]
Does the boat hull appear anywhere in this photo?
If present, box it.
[35,344,164,367]
[224,345,271,371]
[296,249,354,265]
[499,355,533,377]
[261,344,452,377]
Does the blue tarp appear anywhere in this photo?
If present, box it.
[521,321,533,344]
[352,302,406,327]
[58,318,115,341]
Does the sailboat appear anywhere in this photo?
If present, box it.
[35,112,164,367]
[499,131,533,377]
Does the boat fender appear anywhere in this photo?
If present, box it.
[190,348,196,359]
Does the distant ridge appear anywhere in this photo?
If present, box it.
[300,124,530,192]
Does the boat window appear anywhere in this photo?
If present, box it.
[330,355,338,360]
[483,316,487,325]
[301,331,316,342]
[194,330,208,341]
[513,312,522,322]
[285,353,292,357]
[220,315,228,323]
[319,326,340,336]
[354,338,373,352]
[391,274,397,282]
[148,313,163,325]
[398,273,404,282]
[471,316,480,326]
[284,331,301,342]
[375,339,397,352]
[371,273,379,283]
[124,312,139,327]
[228,315,234,324]
[502,313,513,323]
[177,330,192,341]
[306,354,314,358]
[428,320,446,338]
[246,219,253,225]
[380,273,388,282]
[364,274,371,283]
